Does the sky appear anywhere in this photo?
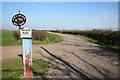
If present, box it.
[1,0,120,2]
[2,2,118,30]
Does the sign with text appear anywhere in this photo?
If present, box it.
[20,28,32,38]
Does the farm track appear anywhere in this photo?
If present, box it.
[2,32,119,79]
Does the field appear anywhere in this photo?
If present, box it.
[2,30,22,46]
[1,30,63,46]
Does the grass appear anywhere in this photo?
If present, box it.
[1,30,63,46]
[2,58,51,78]
[32,59,50,77]
[2,30,22,46]
[32,33,63,45]
[72,34,120,51]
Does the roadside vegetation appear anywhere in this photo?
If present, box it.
[49,30,120,51]
[2,58,50,78]
[1,30,63,46]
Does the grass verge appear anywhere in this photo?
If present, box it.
[1,30,63,46]
[71,34,120,51]
[2,58,50,78]
[32,33,63,45]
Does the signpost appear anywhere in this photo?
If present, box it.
[12,10,33,78]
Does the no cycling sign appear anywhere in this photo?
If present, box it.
[12,10,33,78]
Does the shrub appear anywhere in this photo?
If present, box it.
[13,31,20,40]
[32,30,48,41]
[13,30,48,41]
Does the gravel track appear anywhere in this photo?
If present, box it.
[2,32,119,79]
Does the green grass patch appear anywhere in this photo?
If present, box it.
[1,30,63,46]
[32,59,50,77]
[47,33,63,43]
[2,58,51,78]
[2,30,22,46]
[33,33,63,44]
[32,33,63,44]
[71,34,120,51]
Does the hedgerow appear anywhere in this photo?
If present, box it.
[49,29,120,49]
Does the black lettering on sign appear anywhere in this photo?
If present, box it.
[23,32,28,34]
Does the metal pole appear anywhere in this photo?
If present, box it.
[22,38,32,78]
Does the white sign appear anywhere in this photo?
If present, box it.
[20,28,32,38]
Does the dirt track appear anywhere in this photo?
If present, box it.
[2,32,119,78]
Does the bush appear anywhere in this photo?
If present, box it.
[13,31,20,40]
[32,30,48,41]
[13,30,48,41]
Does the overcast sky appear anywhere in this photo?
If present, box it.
[2,2,118,30]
